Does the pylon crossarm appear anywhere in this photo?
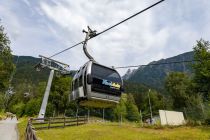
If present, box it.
[35,55,70,73]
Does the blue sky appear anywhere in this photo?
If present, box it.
[0,0,210,74]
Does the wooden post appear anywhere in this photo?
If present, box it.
[103,108,105,123]
[88,109,90,123]
[120,113,122,126]
[53,110,55,118]
[48,117,51,129]
[25,122,29,140]
[29,128,33,140]
[77,116,79,126]
[64,117,66,128]
[25,118,38,140]
[76,108,78,117]
[184,107,188,120]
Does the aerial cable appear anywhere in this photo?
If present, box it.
[49,0,165,58]
[95,0,165,36]
[114,58,209,69]
[49,41,84,58]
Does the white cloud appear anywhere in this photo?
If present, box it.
[0,4,21,41]
[0,0,210,75]
[39,0,165,74]
[22,0,31,7]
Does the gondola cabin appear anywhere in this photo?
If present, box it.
[70,61,123,108]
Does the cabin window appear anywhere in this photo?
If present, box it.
[72,82,74,91]
[79,75,83,87]
[91,63,121,83]
[74,79,78,89]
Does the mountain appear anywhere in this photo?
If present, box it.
[12,56,49,85]
[12,51,194,90]
[12,55,76,86]
[124,51,194,90]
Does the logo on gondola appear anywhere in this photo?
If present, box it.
[102,79,121,89]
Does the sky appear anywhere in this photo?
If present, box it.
[0,0,210,75]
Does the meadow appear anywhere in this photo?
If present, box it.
[18,121,210,140]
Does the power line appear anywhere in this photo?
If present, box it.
[96,0,165,36]
[49,0,165,58]
[114,59,200,69]
[49,41,84,58]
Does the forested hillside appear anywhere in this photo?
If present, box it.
[13,51,194,92]
[12,56,49,85]
[125,51,194,89]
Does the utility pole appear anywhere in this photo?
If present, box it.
[148,89,153,124]
[38,70,54,119]
[35,55,70,119]
[140,110,143,127]
[200,102,205,118]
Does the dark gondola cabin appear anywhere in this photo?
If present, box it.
[70,61,123,108]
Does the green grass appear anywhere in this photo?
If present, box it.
[17,117,28,140]
[0,111,6,120]
[35,122,210,140]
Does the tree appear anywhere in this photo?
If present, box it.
[11,102,25,117]
[126,93,139,121]
[139,90,166,118]
[0,94,4,110]
[25,99,41,116]
[192,39,210,101]
[0,23,14,92]
[49,76,72,115]
[114,94,127,121]
[148,90,165,113]
[165,72,191,109]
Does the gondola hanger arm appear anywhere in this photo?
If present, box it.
[82,26,97,60]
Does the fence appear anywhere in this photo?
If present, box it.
[25,119,37,140]
[31,116,87,130]
[25,116,87,140]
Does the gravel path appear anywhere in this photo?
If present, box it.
[0,117,18,140]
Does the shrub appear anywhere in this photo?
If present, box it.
[45,103,54,117]
[25,99,41,116]
[204,118,210,125]
[185,120,202,126]
[11,102,25,117]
